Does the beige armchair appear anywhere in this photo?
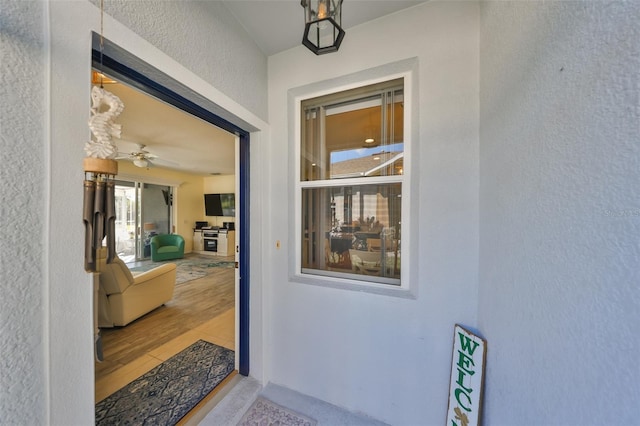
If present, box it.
[97,248,176,327]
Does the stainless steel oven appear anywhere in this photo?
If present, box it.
[204,238,218,252]
[202,228,219,252]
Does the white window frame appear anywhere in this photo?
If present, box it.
[289,59,418,298]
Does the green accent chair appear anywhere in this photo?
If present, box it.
[150,234,185,261]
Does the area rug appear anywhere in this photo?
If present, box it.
[238,397,317,426]
[128,254,235,285]
[95,340,235,425]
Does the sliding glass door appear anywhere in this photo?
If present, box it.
[140,183,172,259]
[113,180,173,262]
[114,182,136,262]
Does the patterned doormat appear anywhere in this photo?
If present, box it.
[238,397,317,426]
[96,340,235,425]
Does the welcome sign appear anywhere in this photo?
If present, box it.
[446,324,487,426]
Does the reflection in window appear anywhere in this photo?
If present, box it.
[301,184,401,285]
[301,79,404,182]
[299,79,404,286]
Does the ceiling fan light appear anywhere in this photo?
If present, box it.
[133,158,148,168]
[364,138,375,144]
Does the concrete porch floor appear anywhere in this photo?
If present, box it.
[196,377,389,426]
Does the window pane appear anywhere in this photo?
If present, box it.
[301,183,402,284]
[301,80,404,181]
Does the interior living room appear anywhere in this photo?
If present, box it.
[3,1,639,425]
[89,78,241,405]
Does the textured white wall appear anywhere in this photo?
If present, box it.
[0,1,48,423]
[1,0,267,422]
[479,1,640,424]
[7,0,637,423]
[47,1,268,422]
[94,0,268,121]
[267,2,479,424]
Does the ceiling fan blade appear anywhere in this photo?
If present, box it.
[114,142,178,169]
[135,143,149,152]
[151,157,180,167]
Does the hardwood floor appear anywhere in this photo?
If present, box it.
[95,259,236,404]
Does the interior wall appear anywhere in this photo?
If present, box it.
[479,1,640,424]
[0,0,48,423]
[203,175,235,193]
[266,2,479,424]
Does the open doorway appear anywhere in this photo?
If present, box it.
[92,37,251,410]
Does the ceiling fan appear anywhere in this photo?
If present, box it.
[116,143,176,168]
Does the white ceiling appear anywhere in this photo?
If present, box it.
[221,0,427,56]
[109,1,426,176]
[106,82,236,176]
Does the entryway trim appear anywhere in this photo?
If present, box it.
[91,41,251,376]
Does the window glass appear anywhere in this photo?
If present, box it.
[301,79,404,181]
[299,78,404,286]
[301,184,402,285]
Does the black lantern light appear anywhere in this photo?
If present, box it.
[301,0,345,55]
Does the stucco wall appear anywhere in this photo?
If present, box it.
[6,0,638,423]
[0,0,267,422]
[94,0,268,121]
[0,0,47,423]
[267,2,480,424]
[46,2,268,420]
[479,1,640,424]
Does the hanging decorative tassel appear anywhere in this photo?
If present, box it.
[83,180,96,272]
[93,180,106,255]
[83,163,118,272]
[105,180,116,263]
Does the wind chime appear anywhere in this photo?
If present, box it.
[83,0,124,272]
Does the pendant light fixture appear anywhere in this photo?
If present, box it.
[301,0,345,55]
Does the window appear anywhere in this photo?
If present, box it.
[298,78,405,286]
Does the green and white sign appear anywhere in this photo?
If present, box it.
[446,324,487,426]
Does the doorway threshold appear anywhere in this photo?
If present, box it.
[188,375,262,425]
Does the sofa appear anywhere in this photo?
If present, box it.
[150,234,185,261]
[97,247,176,327]
[349,249,401,277]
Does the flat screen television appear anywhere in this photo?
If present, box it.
[204,194,222,216]
[204,193,235,217]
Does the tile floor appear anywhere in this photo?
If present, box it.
[95,307,235,404]
[95,306,389,425]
